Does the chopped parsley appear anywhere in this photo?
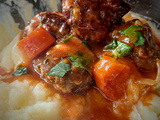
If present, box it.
[62,34,74,42]
[104,39,117,50]
[103,40,132,59]
[69,51,92,74]
[81,41,89,48]
[119,25,145,46]
[47,51,92,77]
[47,61,71,77]
[12,65,29,76]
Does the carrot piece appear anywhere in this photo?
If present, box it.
[93,56,131,100]
[17,26,55,62]
[46,36,97,61]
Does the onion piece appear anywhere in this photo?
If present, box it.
[136,59,160,86]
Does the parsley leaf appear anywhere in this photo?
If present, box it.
[92,80,97,87]
[104,40,117,50]
[115,41,132,58]
[69,51,92,74]
[47,61,71,77]
[134,32,145,46]
[103,40,132,59]
[120,25,145,46]
[62,34,74,42]
[12,65,29,76]
[81,41,89,48]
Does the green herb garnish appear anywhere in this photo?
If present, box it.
[92,80,97,87]
[69,51,92,74]
[62,34,74,42]
[47,61,71,77]
[104,39,117,50]
[134,32,145,46]
[103,40,132,59]
[81,41,88,47]
[120,25,145,46]
[12,65,29,76]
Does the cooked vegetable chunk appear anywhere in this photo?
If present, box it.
[17,26,56,62]
[33,37,97,93]
[19,11,70,42]
[93,56,131,100]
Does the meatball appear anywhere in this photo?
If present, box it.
[19,11,70,41]
[132,24,160,71]
[33,37,97,93]
[33,57,92,94]
[62,0,130,42]
[109,20,160,72]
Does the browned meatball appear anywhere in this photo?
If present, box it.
[132,24,160,71]
[19,11,70,41]
[109,19,160,72]
[33,37,97,94]
[62,0,130,42]
[33,57,92,94]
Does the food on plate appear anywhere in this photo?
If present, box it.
[0,0,160,120]
[19,11,71,41]
[62,0,130,42]
[33,37,96,93]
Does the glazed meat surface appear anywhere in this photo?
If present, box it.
[33,56,92,94]
[109,20,160,71]
[33,37,96,93]
[62,0,130,42]
[133,24,160,71]
[19,11,70,41]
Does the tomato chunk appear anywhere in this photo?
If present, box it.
[93,56,131,100]
[17,26,55,63]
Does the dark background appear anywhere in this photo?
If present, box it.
[127,0,160,22]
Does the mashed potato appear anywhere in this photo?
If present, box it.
[0,80,61,120]
[0,35,23,72]
[130,94,160,120]
[0,4,160,120]
[124,12,160,120]
[0,31,63,120]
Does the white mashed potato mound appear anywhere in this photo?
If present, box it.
[0,35,23,71]
[130,95,160,120]
[0,80,62,120]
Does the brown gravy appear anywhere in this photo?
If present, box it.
[2,73,130,120]
[1,35,158,120]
